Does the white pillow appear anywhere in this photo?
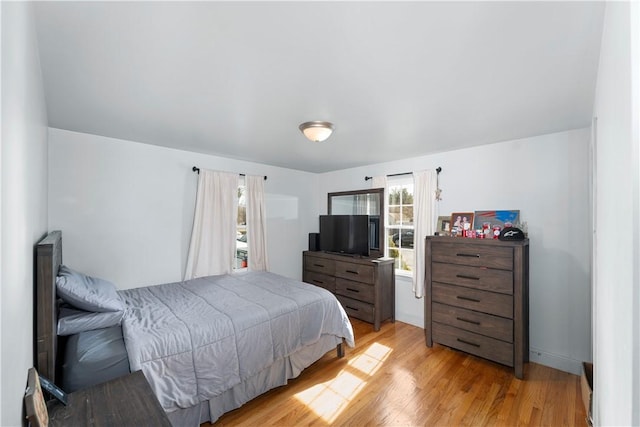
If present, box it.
[56,265,124,313]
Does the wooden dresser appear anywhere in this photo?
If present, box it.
[424,236,529,379]
[303,251,395,331]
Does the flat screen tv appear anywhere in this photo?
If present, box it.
[319,215,370,257]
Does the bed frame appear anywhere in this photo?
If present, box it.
[35,230,62,384]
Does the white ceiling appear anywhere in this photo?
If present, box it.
[33,1,604,173]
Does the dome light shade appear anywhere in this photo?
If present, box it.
[299,121,334,142]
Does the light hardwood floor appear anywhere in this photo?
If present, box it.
[206,319,587,426]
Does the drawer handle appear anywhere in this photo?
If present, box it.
[456,274,480,281]
[345,270,359,275]
[313,280,324,284]
[456,317,481,326]
[456,338,480,348]
[346,306,359,311]
[456,295,480,303]
[313,263,325,268]
[346,288,360,293]
[457,253,480,258]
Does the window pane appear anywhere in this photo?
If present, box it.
[388,206,400,226]
[400,186,413,204]
[236,231,247,268]
[391,229,413,249]
[402,206,414,225]
[388,188,401,205]
[237,186,246,225]
[237,206,246,226]
[399,248,415,272]
[388,228,399,249]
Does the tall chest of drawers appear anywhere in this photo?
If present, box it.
[303,251,395,331]
[424,236,529,379]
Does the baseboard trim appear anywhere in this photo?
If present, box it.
[529,347,583,375]
[394,312,423,329]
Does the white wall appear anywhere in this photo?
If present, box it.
[1,3,49,426]
[592,2,640,425]
[48,128,319,289]
[317,128,592,375]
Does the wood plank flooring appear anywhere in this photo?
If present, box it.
[205,319,587,426]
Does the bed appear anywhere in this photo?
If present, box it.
[35,231,355,425]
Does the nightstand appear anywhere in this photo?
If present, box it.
[47,371,171,426]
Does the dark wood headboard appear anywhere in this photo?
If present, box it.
[35,230,62,384]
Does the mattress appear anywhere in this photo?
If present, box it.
[61,325,131,393]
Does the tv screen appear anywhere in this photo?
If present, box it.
[319,215,370,257]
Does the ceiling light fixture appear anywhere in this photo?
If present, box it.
[299,121,335,142]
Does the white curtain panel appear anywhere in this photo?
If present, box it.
[246,175,269,271]
[412,170,438,298]
[184,170,239,279]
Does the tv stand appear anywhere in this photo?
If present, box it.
[303,251,395,331]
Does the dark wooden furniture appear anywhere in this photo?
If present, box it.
[35,230,62,384]
[47,371,171,426]
[424,236,529,379]
[303,251,395,331]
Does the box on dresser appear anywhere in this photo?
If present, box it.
[303,251,395,331]
[424,236,529,379]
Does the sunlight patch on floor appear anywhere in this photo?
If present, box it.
[294,342,392,423]
[294,371,366,423]
[348,342,392,376]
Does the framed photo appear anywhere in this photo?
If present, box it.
[25,368,49,427]
[473,210,520,230]
[450,212,474,237]
[436,215,451,236]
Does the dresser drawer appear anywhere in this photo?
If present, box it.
[432,302,513,342]
[432,282,513,318]
[432,322,514,367]
[335,261,374,284]
[336,278,374,303]
[432,262,513,294]
[304,256,335,275]
[432,242,513,270]
[303,271,336,293]
[337,295,375,323]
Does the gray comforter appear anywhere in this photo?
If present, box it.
[120,271,355,412]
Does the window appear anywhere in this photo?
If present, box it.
[235,179,248,269]
[386,177,414,275]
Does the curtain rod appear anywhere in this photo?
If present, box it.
[192,166,267,180]
[364,167,441,181]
